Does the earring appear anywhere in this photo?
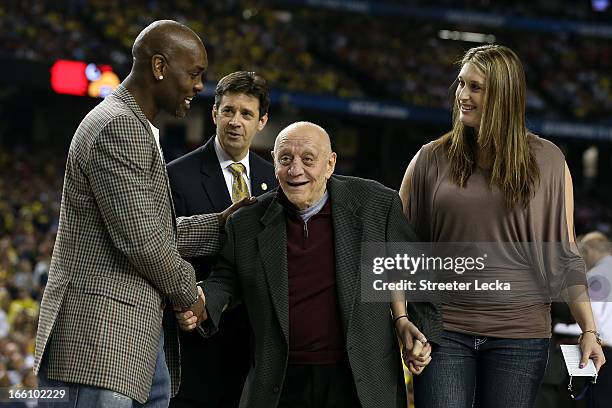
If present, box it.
[158,75,164,80]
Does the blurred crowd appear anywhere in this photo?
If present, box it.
[1,0,611,122]
[0,148,63,395]
[0,0,363,98]
[383,0,612,21]
[575,187,612,237]
[303,8,612,122]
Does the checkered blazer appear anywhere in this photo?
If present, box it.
[202,176,442,408]
[34,85,220,403]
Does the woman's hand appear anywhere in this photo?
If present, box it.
[579,332,606,371]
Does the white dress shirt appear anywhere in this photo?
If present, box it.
[148,121,164,161]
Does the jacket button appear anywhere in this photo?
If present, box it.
[356,378,362,383]
[348,346,353,351]
[273,386,280,393]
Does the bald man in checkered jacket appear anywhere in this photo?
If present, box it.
[34,21,253,407]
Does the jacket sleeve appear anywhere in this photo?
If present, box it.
[200,216,241,337]
[176,214,220,258]
[385,193,419,243]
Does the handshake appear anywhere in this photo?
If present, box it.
[174,286,207,331]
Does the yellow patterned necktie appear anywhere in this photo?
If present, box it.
[228,163,249,203]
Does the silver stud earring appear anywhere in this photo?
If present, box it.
[158,75,164,80]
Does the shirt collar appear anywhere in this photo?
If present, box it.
[214,135,250,179]
[297,190,330,222]
[276,186,331,219]
[148,121,160,148]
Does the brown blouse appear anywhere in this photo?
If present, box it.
[407,134,586,338]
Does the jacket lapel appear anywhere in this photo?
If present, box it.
[250,155,274,197]
[113,84,152,135]
[200,137,233,211]
[113,84,178,231]
[257,199,289,343]
[330,177,363,335]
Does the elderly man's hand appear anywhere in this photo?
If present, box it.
[404,339,432,375]
[175,286,207,331]
[218,196,257,227]
[395,317,432,375]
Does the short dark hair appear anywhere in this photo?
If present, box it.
[214,71,270,118]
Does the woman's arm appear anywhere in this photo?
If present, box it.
[563,162,606,370]
[393,150,431,374]
[398,149,421,214]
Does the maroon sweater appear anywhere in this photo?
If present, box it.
[278,192,345,364]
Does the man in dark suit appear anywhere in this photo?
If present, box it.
[167,71,277,408]
[177,121,439,408]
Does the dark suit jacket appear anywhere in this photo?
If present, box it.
[167,136,277,406]
[202,175,442,408]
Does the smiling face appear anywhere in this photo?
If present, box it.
[456,62,486,130]
[158,43,207,118]
[213,92,268,161]
[273,123,336,210]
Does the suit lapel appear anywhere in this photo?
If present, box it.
[200,138,233,211]
[330,177,363,335]
[113,84,152,134]
[113,85,178,231]
[257,199,289,343]
[250,155,274,197]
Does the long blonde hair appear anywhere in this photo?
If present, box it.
[437,44,539,209]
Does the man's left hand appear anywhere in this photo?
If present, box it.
[217,196,257,227]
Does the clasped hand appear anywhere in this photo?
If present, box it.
[396,317,432,375]
[175,286,207,331]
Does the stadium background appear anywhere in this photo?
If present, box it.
[0,0,611,406]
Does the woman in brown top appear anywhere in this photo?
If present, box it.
[394,45,605,407]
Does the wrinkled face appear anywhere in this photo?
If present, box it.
[456,62,485,129]
[273,128,336,210]
[213,92,268,161]
[160,44,207,118]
